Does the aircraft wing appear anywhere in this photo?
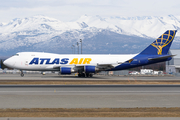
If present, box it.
[96,63,115,70]
[75,63,116,70]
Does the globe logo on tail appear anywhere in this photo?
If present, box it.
[151,30,176,55]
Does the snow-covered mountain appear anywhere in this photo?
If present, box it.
[0,15,180,56]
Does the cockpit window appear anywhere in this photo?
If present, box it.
[14,54,19,56]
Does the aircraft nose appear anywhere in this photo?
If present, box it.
[3,58,13,67]
[3,59,9,66]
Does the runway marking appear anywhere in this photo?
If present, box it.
[0,91,180,93]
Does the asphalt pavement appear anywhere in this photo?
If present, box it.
[0,73,178,81]
[0,84,179,108]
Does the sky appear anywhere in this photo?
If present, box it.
[0,0,180,23]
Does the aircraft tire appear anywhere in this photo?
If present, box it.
[82,73,85,77]
[21,73,24,77]
[78,73,81,77]
[89,74,93,77]
[86,73,89,77]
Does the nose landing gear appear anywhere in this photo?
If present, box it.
[20,70,24,77]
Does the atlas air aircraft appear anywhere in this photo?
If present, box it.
[2,30,177,77]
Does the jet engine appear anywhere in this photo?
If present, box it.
[84,65,99,73]
[60,67,75,74]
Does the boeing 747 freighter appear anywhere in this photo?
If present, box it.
[2,30,177,77]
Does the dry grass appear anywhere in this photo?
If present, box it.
[0,108,180,117]
[0,80,180,85]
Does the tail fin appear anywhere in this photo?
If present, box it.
[140,30,177,55]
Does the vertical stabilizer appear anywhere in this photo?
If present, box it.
[140,30,177,55]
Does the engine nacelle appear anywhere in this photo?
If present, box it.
[60,67,74,74]
[84,66,99,73]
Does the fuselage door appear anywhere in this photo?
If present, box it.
[25,60,29,66]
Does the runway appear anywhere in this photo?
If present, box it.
[0,85,179,108]
[0,74,178,80]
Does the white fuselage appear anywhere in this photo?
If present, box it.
[4,52,137,71]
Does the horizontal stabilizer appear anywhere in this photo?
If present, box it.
[148,55,175,61]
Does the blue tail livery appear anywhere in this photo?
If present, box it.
[140,30,177,55]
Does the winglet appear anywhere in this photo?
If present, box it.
[140,30,177,55]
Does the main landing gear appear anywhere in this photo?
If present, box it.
[78,73,93,77]
[20,70,24,77]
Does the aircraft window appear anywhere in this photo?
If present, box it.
[14,54,19,56]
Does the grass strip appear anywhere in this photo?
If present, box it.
[0,80,180,85]
[0,108,180,117]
